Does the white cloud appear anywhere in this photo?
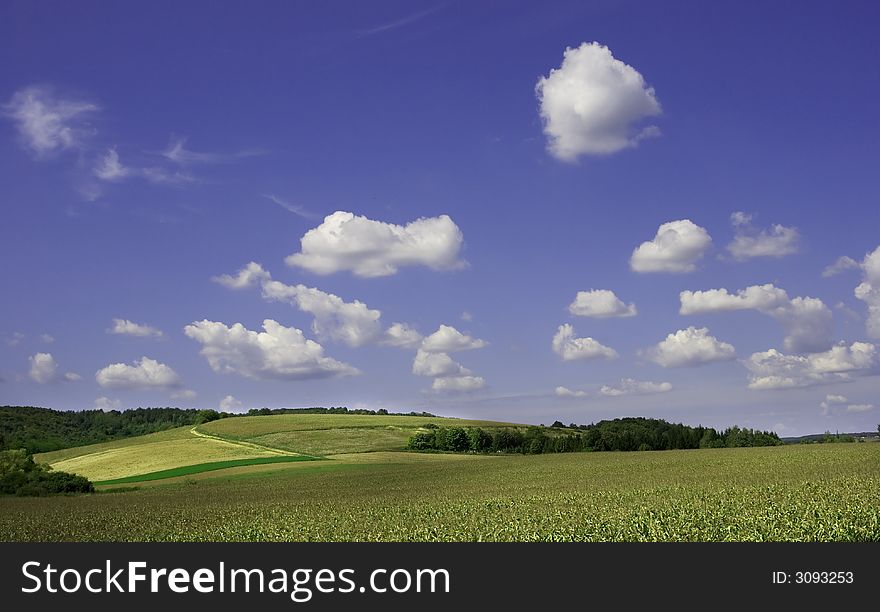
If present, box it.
[630,220,712,273]
[846,403,874,413]
[381,323,423,349]
[412,349,471,377]
[96,357,181,389]
[645,326,736,368]
[93,147,131,181]
[285,211,465,277]
[28,352,57,383]
[745,342,876,390]
[822,256,860,278]
[40,334,55,344]
[171,389,198,400]
[599,378,672,396]
[262,194,315,219]
[726,212,800,260]
[212,261,271,289]
[219,394,243,412]
[3,86,98,156]
[184,319,359,381]
[568,289,636,318]
[63,372,82,382]
[6,332,25,346]
[679,284,833,353]
[552,324,618,361]
[163,137,221,165]
[94,397,121,412]
[854,245,880,339]
[535,42,661,160]
[430,375,486,393]
[109,318,164,337]
[819,394,847,416]
[555,386,587,398]
[460,311,473,322]
[420,324,487,353]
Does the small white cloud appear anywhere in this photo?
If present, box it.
[262,194,315,219]
[285,211,465,278]
[431,375,486,393]
[3,86,98,156]
[854,245,880,339]
[745,342,876,390]
[40,334,55,344]
[28,352,57,383]
[212,261,271,289]
[645,327,736,368]
[6,332,25,346]
[555,385,587,398]
[552,324,618,361]
[420,324,487,353]
[94,396,121,412]
[219,394,243,412]
[630,220,712,273]
[568,289,636,318]
[184,319,359,380]
[460,311,473,322]
[109,318,164,337]
[535,42,661,160]
[171,389,198,400]
[63,372,82,382]
[95,356,181,389]
[381,323,423,349]
[599,378,672,396]
[822,256,860,278]
[726,212,800,261]
[412,350,471,378]
[93,147,131,181]
[846,403,874,413]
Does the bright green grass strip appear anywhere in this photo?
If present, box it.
[94,456,317,485]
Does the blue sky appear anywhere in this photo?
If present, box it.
[2,0,879,435]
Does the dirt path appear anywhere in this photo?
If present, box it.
[189,425,313,457]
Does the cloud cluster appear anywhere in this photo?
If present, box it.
[630,220,712,273]
[95,356,181,389]
[109,318,164,337]
[536,42,661,160]
[679,284,832,352]
[568,290,636,318]
[726,212,800,260]
[745,342,876,390]
[413,325,488,393]
[28,353,57,384]
[599,378,672,396]
[645,327,736,368]
[3,86,98,156]
[552,324,618,361]
[184,319,358,381]
[854,245,880,339]
[286,211,465,277]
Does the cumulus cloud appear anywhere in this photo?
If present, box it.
[535,42,661,160]
[28,352,57,383]
[630,220,712,273]
[184,319,358,381]
[552,324,618,361]
[568,289,636,318]
[109,318,164,337]
[212,261,271,289]
[412,349,471,377]
[679,284,833,353]
[726,212,800,260]
[63,372,82,382]
[430,375,486,393]
[285,211,465,278]
[854,245,880,339]
[219,395,243,412]
[599,378,672,397]
[846,403,874,413]
[171,389,198,400]
[645,327,736,368]
[381,323,423,349]
[745,342,876,390]
[555,386,587,398]
[3,86,98,156]
[820,393,848,416]
[420,324,487,353]
[94,397,121,412]
[96,356,181,389]
[822,256,860,278]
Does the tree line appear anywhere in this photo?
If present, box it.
[0,449,93,496]
[408,417,782,454]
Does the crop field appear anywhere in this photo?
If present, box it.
[1,442,878,542]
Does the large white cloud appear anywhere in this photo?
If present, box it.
[285,211,465,277]
[680,284,832,353]
[855,245,880,339]
[535,42,661,160]
[412,349,471,377]
[630,220,712,273]
[420,324,487,353]
[568,289,636,318]
[184,319,358,381]
[28,352,57,384]
[430,376,486,393]
[95,356,181,389]
[3,86,98,156]
[744,342,876,390]
[109,318,164,337]
[600,378,672,397]
[552,324,618,361]
[645,326,736,368]
[726,212,800,260]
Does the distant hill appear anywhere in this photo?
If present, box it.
[782,431,879,444]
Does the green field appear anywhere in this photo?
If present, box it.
[1,421,879,541]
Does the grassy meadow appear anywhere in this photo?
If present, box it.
[1,413,878,541]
